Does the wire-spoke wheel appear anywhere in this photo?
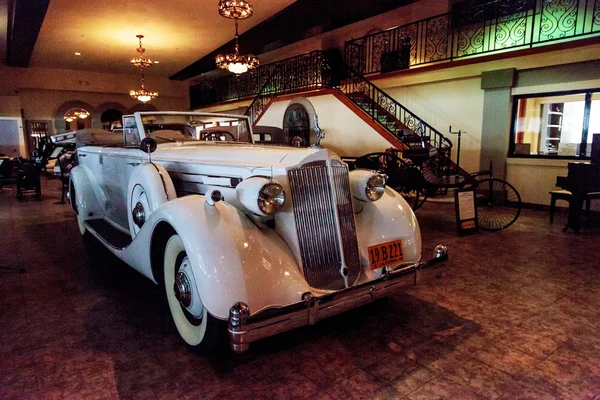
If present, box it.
[474,177,521,231]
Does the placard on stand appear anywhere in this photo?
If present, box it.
[455,188,478,235]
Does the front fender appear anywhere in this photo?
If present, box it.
[145,196,311,320]
[354,187,422,282]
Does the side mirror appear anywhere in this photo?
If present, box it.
[140,137,157,153]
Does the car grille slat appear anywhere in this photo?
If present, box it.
[331,163,361,286]
[287,160,360,290]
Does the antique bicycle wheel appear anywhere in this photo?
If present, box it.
[474,177,522,231]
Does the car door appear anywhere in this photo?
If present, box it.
[101,116,144,229]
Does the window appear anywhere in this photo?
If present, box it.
[510,89,599,158]
[123,116,140,147]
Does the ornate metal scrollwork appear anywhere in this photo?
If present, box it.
[424,16,449,62]
[538,0,578,41]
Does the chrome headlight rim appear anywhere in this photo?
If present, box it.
[365,174,386,201]
[257,182,286,215]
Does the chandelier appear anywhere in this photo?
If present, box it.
[215,0,259,74]
[63,108,90,122]
[129,73,158,103]
[129,35,158,103]
[131,34,154,69]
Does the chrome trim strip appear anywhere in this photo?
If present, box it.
[228,246,449,353]
[331,163,361,286]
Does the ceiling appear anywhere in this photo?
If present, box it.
[4,0,412,82]
[19,0,295,77]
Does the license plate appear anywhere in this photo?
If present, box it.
[368,239,404,270]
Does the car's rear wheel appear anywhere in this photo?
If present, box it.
[163,234,222,353]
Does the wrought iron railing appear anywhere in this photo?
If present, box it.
[338,65,453,177]
[190,51,329,108]
[345,0,600,75]
[244,72,277,124]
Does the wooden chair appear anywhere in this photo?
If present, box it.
[549,189,600,223]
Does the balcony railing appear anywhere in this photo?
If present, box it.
[345,0,600,75]
[190,51,329,108]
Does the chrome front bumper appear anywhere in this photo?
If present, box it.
[228,245,449,353]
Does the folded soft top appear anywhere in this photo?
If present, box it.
[75,129,123,148]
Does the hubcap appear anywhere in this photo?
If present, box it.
[174,271,192,308]
[132,201,146,228]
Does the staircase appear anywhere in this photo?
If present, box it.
[245,73,278,125]
[337,66,472,190]
[243,58,472,192]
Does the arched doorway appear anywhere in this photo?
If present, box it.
[55,101,95,133]
[63,108,91,131]
[283,103,310,147]
[101,109,124,131]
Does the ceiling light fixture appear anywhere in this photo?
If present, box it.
[63,108,90,122]
[215,0,259,74]
[74,52,81,56]
[130,35,154,69]
[129,35,158,103]
[129,73,159,103]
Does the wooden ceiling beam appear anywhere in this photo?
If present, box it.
[6,0,51,67]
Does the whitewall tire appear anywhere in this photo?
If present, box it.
[163,234,221,353]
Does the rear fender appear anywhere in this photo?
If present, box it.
[69,165,105,221]
[133,195,311,320]
[353,187,422,281]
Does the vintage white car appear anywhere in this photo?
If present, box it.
[69,111,448,353]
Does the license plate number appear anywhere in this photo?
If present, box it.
[368,239,404,270]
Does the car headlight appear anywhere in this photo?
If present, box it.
[258,182,285,215]
[349,169,386,202]
[236,177,286,216]
[366,174,386,201]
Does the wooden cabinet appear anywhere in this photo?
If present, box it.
[26,120,51,156]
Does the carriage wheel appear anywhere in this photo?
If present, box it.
[474,177,522,231]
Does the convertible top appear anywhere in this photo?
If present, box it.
[75,129,123,148]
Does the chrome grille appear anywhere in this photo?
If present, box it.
[331,162,360,286]
[287,160,360,290]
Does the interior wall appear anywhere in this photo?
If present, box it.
[258,93,397,157]
[502,61,600,206]
[0,66,188,155]
[257,0,451,64]
[17,88,188,135]
[385,77,484,173]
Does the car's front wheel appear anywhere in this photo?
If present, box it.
[163,234,222,353]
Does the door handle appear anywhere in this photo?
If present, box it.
[79,154,87,157]
[127,162,140,166]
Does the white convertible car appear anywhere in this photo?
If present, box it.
[69,111,448,353]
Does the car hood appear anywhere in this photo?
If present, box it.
[154,142,332,168]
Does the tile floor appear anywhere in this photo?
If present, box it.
[1,177,600,399]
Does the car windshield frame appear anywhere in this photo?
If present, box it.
[134,112,254,145]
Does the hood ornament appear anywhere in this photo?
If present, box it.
[311,115,325,148]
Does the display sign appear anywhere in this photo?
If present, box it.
[455,188,478,235]
[368,239,404,270]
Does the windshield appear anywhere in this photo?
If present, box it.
[140,113,252,144]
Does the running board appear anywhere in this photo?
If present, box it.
[86,219,133,249]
